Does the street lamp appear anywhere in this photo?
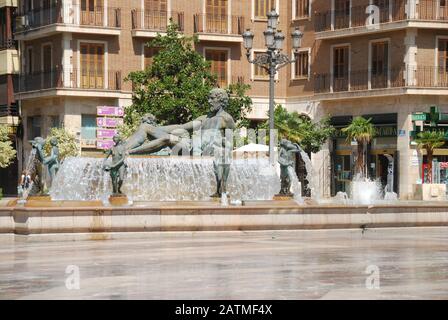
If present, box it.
[242,12,303,163]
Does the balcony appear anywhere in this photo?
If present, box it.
[0,104,19,118]
[15,4,121,40]
[0,38,17,51]
[315,0,448,40]
[16,68,125,100]
[314,65,448,99]
[131,10,184,37]
[193,14,244,42]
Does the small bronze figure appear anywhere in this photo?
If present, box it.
[277,139,302,197]
[103,135,127,195]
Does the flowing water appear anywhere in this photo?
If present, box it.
[50,157,282,202]
[20,148,38,200]
[295,144,317,200]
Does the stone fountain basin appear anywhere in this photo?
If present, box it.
[2,199,448,238]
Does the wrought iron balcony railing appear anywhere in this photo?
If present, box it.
[315,0,448,33]
[131,10,184,32]
[193,14,244,35]
[0,39,18,51]
[16,4,121,32]
[17,68,122,93]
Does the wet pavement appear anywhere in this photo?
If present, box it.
[0,227,448,299]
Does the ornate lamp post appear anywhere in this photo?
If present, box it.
[242,10,303,163]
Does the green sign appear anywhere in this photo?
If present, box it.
[412,114,427,121]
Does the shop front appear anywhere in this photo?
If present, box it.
[330,114,399,197]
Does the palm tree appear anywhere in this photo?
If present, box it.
[415,130,446,183]
[342,117,376,177]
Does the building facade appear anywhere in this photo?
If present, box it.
[11,0,448,199]
[0,0,19,196]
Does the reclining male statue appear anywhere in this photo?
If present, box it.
[124,88,236,197]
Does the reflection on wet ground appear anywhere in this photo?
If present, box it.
[1,227,448,299]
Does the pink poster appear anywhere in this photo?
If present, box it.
[97,106,124,117]
[97,128,118,139]
[97,140,115,150]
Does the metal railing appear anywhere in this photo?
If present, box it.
[315,1,407,32]
[414,66,448,87]
[17,68,121,92]
[16,4,121,32]
[193,14,244,35]
[0,39,18,51]
[417,0,448,21]
[131,10,184,31]
[314,66,406,93]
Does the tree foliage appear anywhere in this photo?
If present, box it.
[124,22,252,131]
[0,125,16,168]
[260,105,335,154]
[415,130,446,183]
[342,116,376,176]
[44,127,79,162]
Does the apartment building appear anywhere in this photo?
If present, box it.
[12,0,448,199]
[308,0,448,200]
[0,0,19,195]
[14,0,311,146]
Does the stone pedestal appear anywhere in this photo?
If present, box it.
[108,194,129,206]
[28,195,52,201]
[274,194,294,201]
[413,184,447,201]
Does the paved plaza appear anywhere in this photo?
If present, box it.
[0,227,448,299]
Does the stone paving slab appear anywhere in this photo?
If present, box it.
[0,228,447,299]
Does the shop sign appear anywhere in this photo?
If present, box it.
[333,125,397,138]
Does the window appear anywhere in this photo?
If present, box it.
[438,39,448,72]
[371,41,389,88]
[295,0,309,19]
[253,51,269,79]
[294,50,309,79]
[205,0,228,33]
[144,0,168,30]
[438,38,448,85]
[26,47,33,75]
[47,115,60,135]
[80,0,104,26]
[332,46,349,91]
[42,44,53,88]
[27,116,42,140]
[80,42,104,89]
[334,0,350,29]
[144,46,161,69]
[254,0,276,19]
[205,49,228,88]
[81,114,97,140]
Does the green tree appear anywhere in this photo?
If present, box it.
[0,125,16,168]
[124,22,252,133]
[342,116,376,176]
[415,130,446,183]
[260,105,334,154]
[44,127,79,162]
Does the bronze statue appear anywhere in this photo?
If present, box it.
[27,136,59,194]
[103,135,127,195]
[277,139,301,197]
[43,137,59,188]
[123,88,236,198]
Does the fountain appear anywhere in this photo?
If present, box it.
[50,157,281,203]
